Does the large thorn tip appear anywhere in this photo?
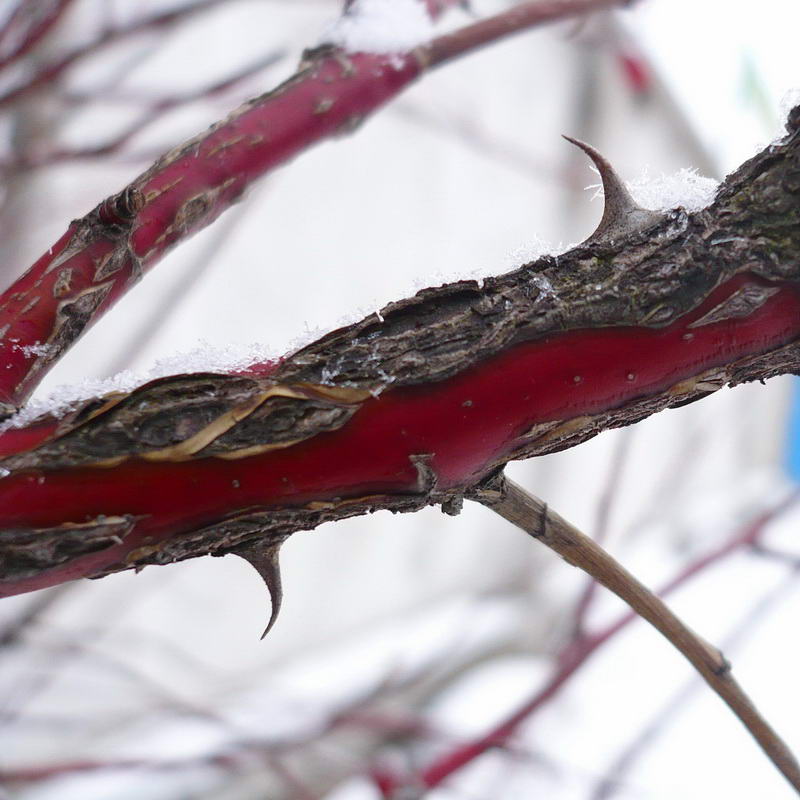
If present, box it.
[563,134,663,244]
[236,544,284,640]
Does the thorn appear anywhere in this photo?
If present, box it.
[563,135,664,244]
[236,543,283,639]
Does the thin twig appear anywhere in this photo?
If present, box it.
[0,0,233,109]
[424,0,627,67]
[592,564,800,800]
[0,584,72,647]
[750,543,800,569]
[476,475,800,795]
[395,101,561,185]
[1,51,286,171]
[0,0,77,73]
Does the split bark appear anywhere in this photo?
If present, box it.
[0,111,798,595]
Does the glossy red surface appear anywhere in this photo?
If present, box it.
[0,53,422,408]
[1,274,798,596]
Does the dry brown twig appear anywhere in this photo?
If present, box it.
[592,566,800,800]
[473,474,800,795]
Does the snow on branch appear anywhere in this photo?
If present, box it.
[321,0,435,53]
[0,119,798,600]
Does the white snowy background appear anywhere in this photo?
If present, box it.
[0,0,799,798]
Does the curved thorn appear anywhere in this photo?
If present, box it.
[563,135,664,244]
[236,543,283,639]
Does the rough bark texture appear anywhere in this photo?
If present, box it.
[0,48,423,414]
[0,115,798,595]
[282,134,800,395]
[0,0,631,414]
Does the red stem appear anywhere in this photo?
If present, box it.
[0,0,628,412]
[0,0,232,109]
[0,274,798,597]
[0,0,77,73]
[426,0,624,67]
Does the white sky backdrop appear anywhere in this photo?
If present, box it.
[1,1,800,798]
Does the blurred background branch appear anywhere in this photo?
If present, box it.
[0,1,798,799]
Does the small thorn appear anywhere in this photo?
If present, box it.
[236,543,283,639]
[563,135,663,244]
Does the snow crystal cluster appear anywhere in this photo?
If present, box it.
[4,341,276,430]
[626,167,720,212]
[587,166,719,214]
[780,87,800,129]
[319,0,434,54]
[503,235,569,269]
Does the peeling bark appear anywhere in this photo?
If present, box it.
[0,49,424,412]
[0,117,798,599]
[0,0,630,414]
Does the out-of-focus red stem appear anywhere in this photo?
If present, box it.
[0,0,77,72]
[410,490,800,792]
[426,0,626,67]
[1,50,286,171]
[617,51,651,96]
[0,754,240,784]
[0,0,232,109]
[0,0,621,412]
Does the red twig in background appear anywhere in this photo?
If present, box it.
[392,489,800,793]
[396,100,561,184]
[0,0,233,109]
[0,0,77,73]
[617,51,650,96]
[426,0,624,66]
[0,50,287,171]
[0,0,626,413]
[0,639,458,792]
[3,0,462,171]
[0,754,241,785]
[591,565,800,800]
